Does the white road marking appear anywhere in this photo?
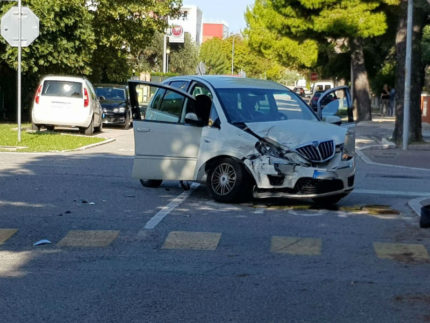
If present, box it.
[353,189,430,197]
[142,184,199,230]
[356,149,430,172]
[254,208,265,214]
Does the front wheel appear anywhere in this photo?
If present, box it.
[139,179,163,188]
[207,157,251,203]
[123,110,132,130]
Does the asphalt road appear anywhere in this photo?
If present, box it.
[1,127,430,323]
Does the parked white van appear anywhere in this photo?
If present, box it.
[32,76,103,135]
[311,81,334,95]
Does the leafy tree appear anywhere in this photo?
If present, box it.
[245,0,400,121]
[167,33,199,74]
[199,37,231,75]
[392,0,430,143]
[0,0,96,120]
[88,0,182,83]
[199,35,286,80]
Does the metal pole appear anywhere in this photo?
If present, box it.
[231,36,235,75]
[162,34,167,73]
[403,0,413,150]
[17,0,22,142]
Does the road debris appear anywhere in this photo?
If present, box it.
[33,239,51,246]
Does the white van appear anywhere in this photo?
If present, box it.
[32,76,103,135]
[311,81,334,95]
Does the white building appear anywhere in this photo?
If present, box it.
[168,5,203,45]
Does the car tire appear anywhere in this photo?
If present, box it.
[46,125,54,131]
[312,194,346,206]
[139,179,163,188]
[80,117,94,135]
[124,111,131,130]
[95,117,103,133]
[32,123,41,131]
[207,157,251,203]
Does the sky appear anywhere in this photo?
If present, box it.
[184,0,255,34]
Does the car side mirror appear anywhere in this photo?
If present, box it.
[323,115,342,125]
[185,112,203,126]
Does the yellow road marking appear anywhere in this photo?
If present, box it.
[373,242,429,262]
[0,229,17,245]
[162,231,221,251]
[271,236,322,255]
[57,230,119,247]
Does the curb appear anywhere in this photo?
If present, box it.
[71,138,116,151]
[408,196,430,218]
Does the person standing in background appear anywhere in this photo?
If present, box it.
[380,84,390,116]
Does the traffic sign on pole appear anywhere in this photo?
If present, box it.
[1,3,39,142]
[1,6,39,47]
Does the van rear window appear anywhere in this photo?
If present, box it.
[42,81,82,98]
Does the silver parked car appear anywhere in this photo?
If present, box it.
[129,76,356,205]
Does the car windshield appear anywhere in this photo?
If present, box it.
[95,87,126,100]
[216,88,317,123]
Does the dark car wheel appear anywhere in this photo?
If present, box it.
[80,117,94,135]
[46,125,55,131]
[124,110,132,130]
[32,123,41,131]
[207,157,251,203]
[140,179,163,188]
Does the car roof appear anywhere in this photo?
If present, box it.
[95,84,127,88]
[41,75,88,82]
[165,75,287,90]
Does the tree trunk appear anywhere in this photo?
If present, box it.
[351,38,372,121]
[393,0,426,143]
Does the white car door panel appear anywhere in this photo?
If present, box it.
[130,81,203,181]
[133,121,202,180]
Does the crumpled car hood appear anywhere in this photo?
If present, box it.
[245,119,346,148]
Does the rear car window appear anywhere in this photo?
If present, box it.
[42,81,82,98]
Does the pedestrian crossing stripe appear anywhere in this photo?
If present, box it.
[162,231,221,251]
[0,229,17,245]
[57,230,119,247]
[373,242,430,262]
[270,236,322,255]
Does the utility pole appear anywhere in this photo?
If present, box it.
[403,0,413,150]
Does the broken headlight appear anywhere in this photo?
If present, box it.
[255,139,284,158]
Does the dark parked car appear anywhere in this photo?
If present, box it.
[95,84,133,129]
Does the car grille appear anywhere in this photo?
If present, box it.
[295,178,344,195]
[296,140,335,163]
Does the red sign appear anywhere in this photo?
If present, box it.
[311,72,318,81]
[171,25,183,37]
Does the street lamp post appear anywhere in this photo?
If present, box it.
[166,48,170,73]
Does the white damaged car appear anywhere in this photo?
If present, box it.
[129,76,356,204]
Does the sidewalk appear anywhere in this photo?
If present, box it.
[354,116,430,215]
[355,116,430,170]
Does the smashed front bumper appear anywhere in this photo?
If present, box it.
[243,154,355,199]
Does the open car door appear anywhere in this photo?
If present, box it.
[128,80,205,182]
[317,86,354,124]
